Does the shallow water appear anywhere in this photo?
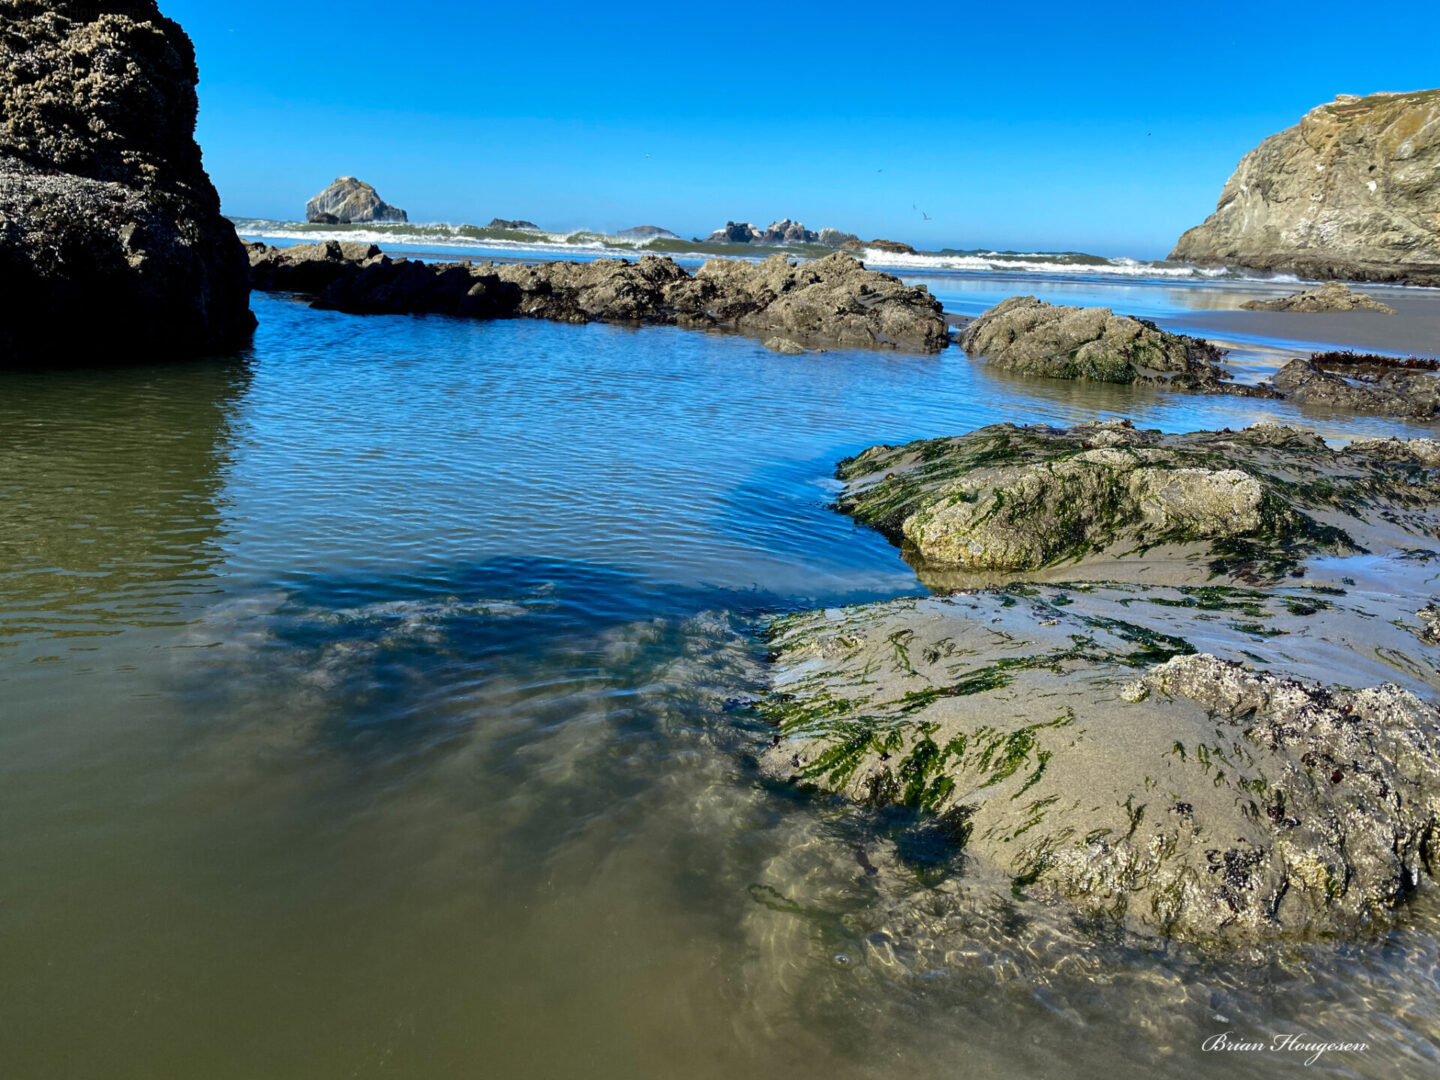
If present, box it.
[3,287,1438,1078]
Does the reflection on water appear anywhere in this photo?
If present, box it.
[1,292,1437,1078]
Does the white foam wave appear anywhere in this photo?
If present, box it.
[855,247,1233,280]
[231,219,1309,284]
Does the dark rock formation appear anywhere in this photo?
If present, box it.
[1171,90,1440,285]
[959,296,1233,389]
[305,177,407,224]
[835,419,1440,579]
[1241,281,1396,313]
[702,219,842,245]
[1269,358,1440,418]
[485,218,541,231]
[842,238,918,256]
[247,243,949,352]
[0,0,255,365]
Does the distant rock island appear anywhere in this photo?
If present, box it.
[486,218,541,231]
[306,177,408,224]
[1172,89,1440,285]
[700,220,859,247]
[842,238,918,256]
[616,225,680,240]
[0,0,253,365]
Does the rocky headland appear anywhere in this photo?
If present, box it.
[1171,89,1440,285]
[247,242,950,351]
[758,418,1440,943]
[0,0,254,364]
[305,176,407,224]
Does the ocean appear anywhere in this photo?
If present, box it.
[1,228,1436,1078]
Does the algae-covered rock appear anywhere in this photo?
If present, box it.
[958,296,1229,388]
[761,584,1440,942]
[835,420,1440,581]
[1240,281,1396,314]
[1269,358,1440,419]
[1171,90,1440,285]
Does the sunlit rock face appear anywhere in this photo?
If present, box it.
[1172,90,1440,285]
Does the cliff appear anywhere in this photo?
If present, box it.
[1171,90,1440,284]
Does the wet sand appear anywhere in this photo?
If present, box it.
[1169,286,1440,358]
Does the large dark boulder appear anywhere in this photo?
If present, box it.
[0,0,255,365]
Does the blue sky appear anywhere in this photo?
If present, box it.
[167,0,1439,258]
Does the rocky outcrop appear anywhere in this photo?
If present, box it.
[842,238,917,256]
[1269,358,1440,418]
[0,0,254,364]
[616,225,678,240]
[702,219,846,245]
[835,420,1440,580]
[246,240,381,292]
[305,177,407,223]
[959,296,1233,389]
[761,583,1440,943]
[486,217,540,231]
[1171,90,1440,285]
[1240,281,1396,313]
[247,244,950,351]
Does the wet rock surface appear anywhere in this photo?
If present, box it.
[304,176,407,223]
[1171,90,1440,285]
[760,583,1440,943]
[958,296,1239,391]
[0,0,255,364]
[1241,281,1396,314]
[834,419,1440,580]
[1270,358,1440,419]
[247,243,950,352]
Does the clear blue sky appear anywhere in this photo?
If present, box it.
[167,0,1439,258]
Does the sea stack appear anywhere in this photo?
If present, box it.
[1171,89,1440,284]
[305,177,408,224]
[0,0,255,365]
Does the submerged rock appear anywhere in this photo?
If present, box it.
[246,243,950,352]
[835,419,1440,580]
[1269,358,1440,418]
[1240,281,1396,314]
[959,296,1233,389]
[761,584,1440,943]
[1171,90,1440,285]
[0,0,254,364]
[486,217,541,231]
[764,337,805,354]
[305,176,407,224]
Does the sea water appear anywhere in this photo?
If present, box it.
[2,267,1437,1078]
